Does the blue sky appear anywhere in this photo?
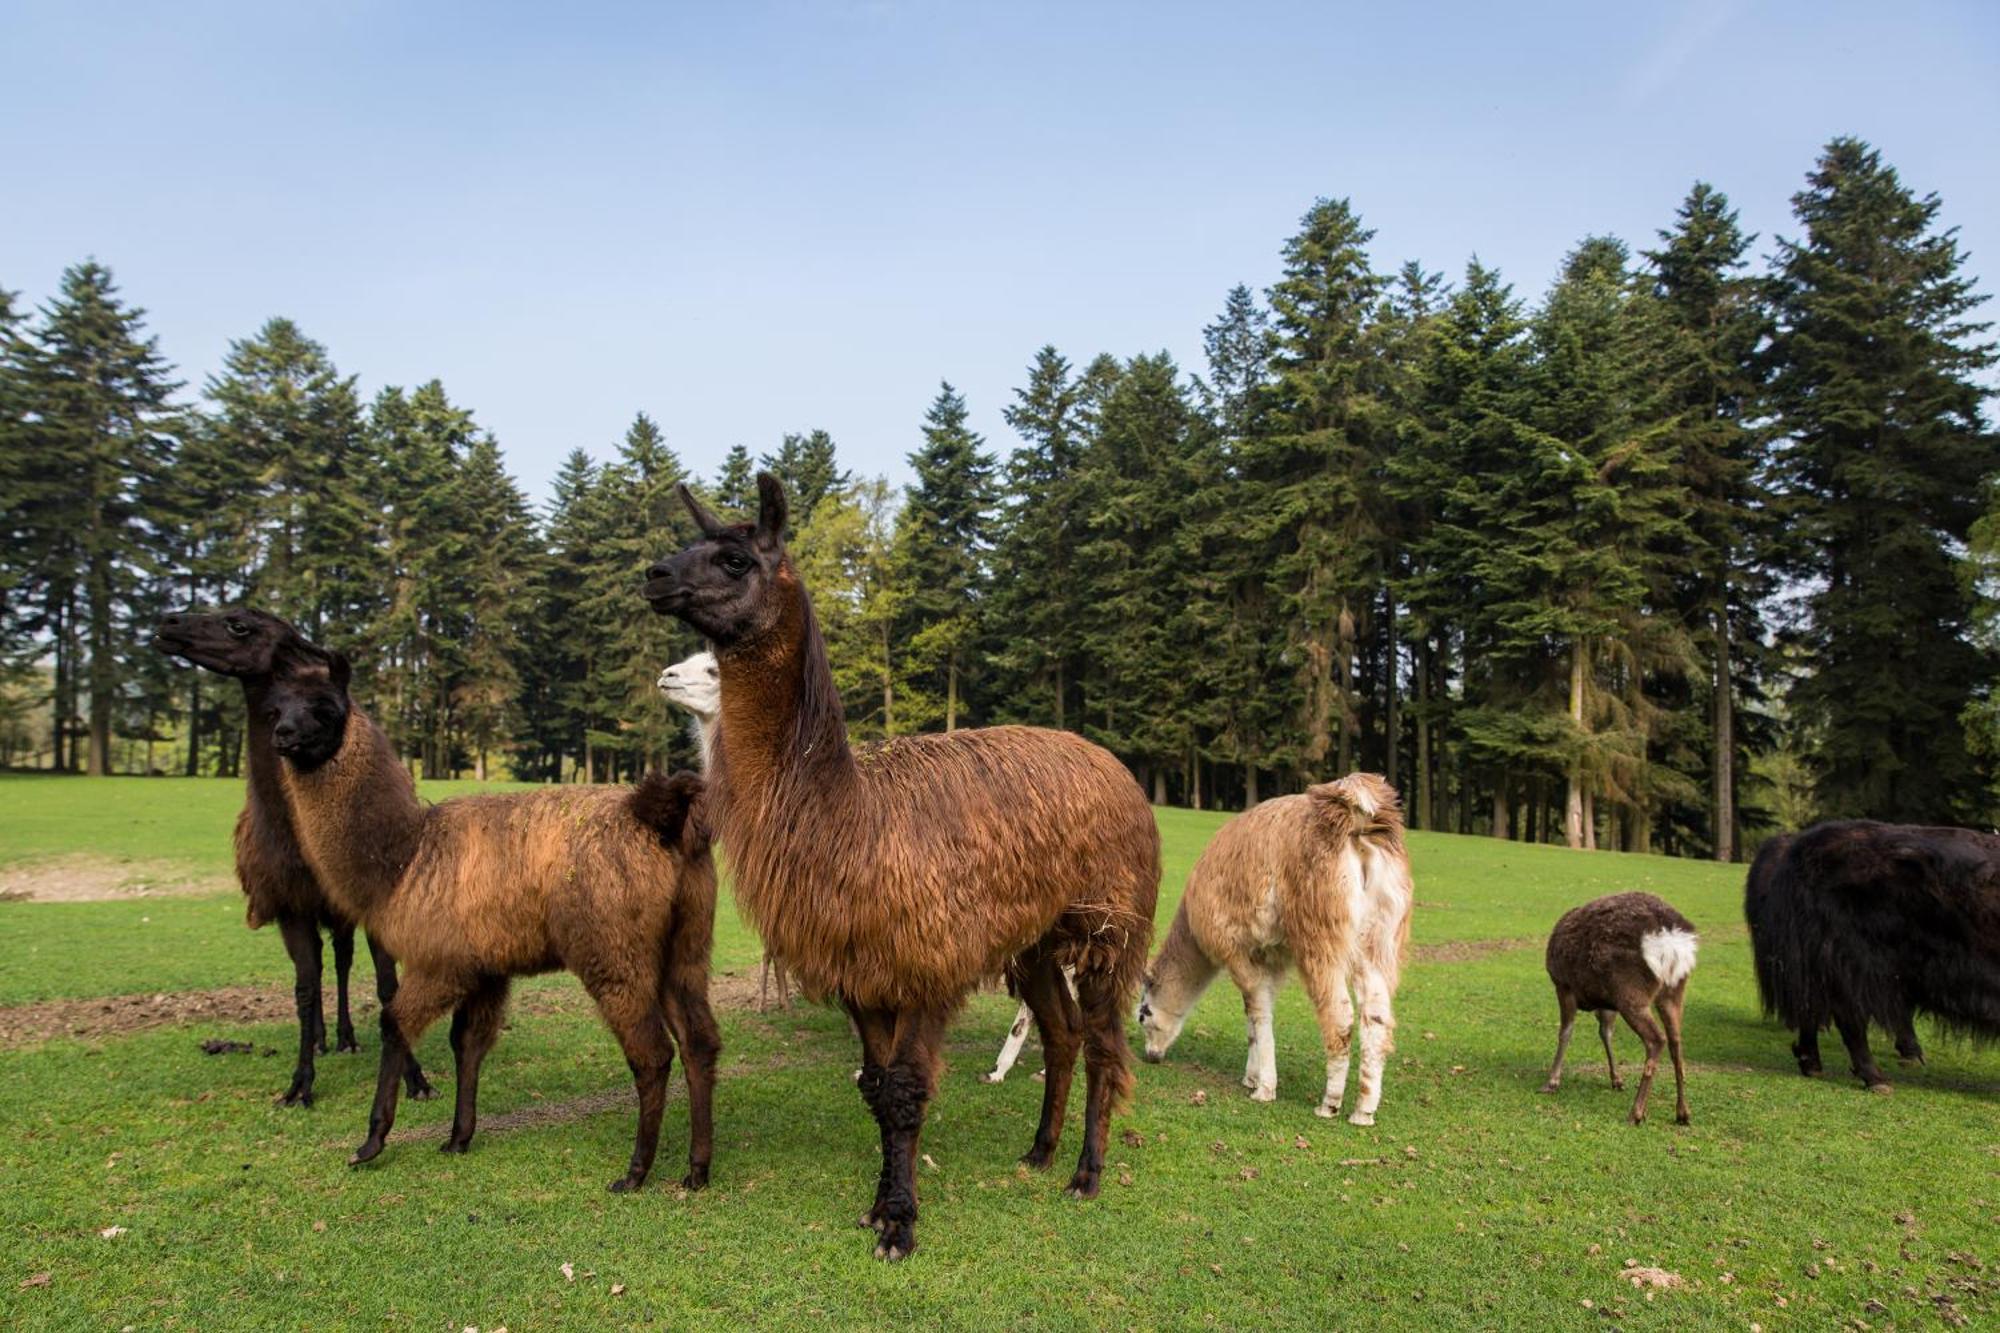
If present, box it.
[4,2,1995,505]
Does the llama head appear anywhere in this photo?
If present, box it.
[1306,772,1400,832]
[643,473,792,646]
[151,606,310,679]
[1135,969,1193,1062]
[265,643,354,771]
[657,651,721,721]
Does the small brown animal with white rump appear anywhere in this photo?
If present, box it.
[265,642,721,1192]
[1540,892,1697,1125]
[1137,773,1413,1123]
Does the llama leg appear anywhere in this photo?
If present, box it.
[440,976,511,1154]
[1241,1010,1259,1090]
[1540,988,1579,1093]
[1615,1000,1666,1125]
[330,920,360,1053]
[1834,1009,1890,1092]
[660,957,722,1190]
[1657,984,1691,1126]
[1792,1014,1824,1077]
[985,1002,1036,1083]
[1597,1010,1624,1090]
[352,970,459,1166]
[591,981,677,1193]
[1300,957,1355,1116]
[1067,966,1136,1199]
[1890,1000,1925,1065]
[845,1001,898,1229]
[365,931,436,1100]
[868,1008,947,1261]
[275,913,324,1107]
[1017,954,1082,1169]
[1350,964,1397,1126]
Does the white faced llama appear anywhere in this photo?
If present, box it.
[1137,773,1412,1124]
[1540,892,1698,1125]
[659,649,795,1013]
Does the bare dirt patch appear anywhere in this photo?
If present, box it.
[1412,937,1540,963]
[0,855,232,904]
[0,964,783,1049]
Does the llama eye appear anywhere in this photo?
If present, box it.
[226,620,250,638]
[719,552,752,576]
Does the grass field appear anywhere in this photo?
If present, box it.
[1,773,1995,1330]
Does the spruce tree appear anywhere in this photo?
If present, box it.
[1767,138,1998,821]
[712,443,755,516]
[761,429,851,530]
[895,383,996,730]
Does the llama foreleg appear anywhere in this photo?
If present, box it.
[865,1009,947,1261]
[275,913,325,1107]
[330,920,360,1053]
[1235,968,1279,1102]
[1598,1009,1623,1090]
[351,970,460,1167]
[365,931,435,1100]
[1300,959,1355,1117]
[1349,966,1396,1126]
[1834,1008,1891,1092]
[985,1002,1036,1083]
[1540,988,1580,1094]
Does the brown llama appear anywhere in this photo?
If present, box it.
[1540,892,1698,1125]
[150,608,433,1108]
[1136,773,1413,1123]
[265,643,720,1192]
[643,475,1160,1261]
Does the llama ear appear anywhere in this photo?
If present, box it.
[677,482,727,538]
[754,472,788,549]
[329,650,352,693]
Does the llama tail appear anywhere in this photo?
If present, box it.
[1640,927,1699,988]
[630,770,710,856]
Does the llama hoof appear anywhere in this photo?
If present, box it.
[1627,1110,1647,1126]
[680,1166,709,1192]
[1897,1053,1926,1067]
[872,1218,916,1260]
[348,1138,385,1166]
[276,1084,314,1108]
[608,1172,648,1194]
[857,1206,887,1231]
[1019,1146,1056,1171]
[1609,1080,1625,1092]
[1241,1074,1258,1090]
[1248,1085,1277,1103]
[438,1137,470,1154]
[980,1071,1003,1084]
[1347,1110,1375,1128]
[1315,1103,1338,1119]
[1675,1111,1691,1126]
[1537,1082,1560,1095]
[336,1037,361,1055]
[1031,1069,1046,1082]
[1064,1172,1101,1200]
[405,1075,438,1101]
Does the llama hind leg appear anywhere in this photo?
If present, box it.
[330,920,361,1053]
[1598,1010,1624,1090]
[365,932,435,1099]
[1657,983,1691,1126]
[1016,954,1082,1169]
[985,1002,1037,1083]
[1066,966,1135,1199]
[1540,988,1580,1094]
[352,970,461,1166]
[661,962,722,1190]
[1615,1000,1666,1125]
[440,976,511,1154]
[1301,958,1355,1116]
[1349,965,1397,1126]
[1833,1008,1890,1092]
[591,981,677,1193]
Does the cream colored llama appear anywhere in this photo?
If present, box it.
[1136,773,1412,1124]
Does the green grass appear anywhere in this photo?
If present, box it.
[2,776,1995,1329]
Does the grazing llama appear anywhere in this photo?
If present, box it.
[1540,892,1698,1125]
[150,608,432,1107]
[642,475,1160,1261]
[267,644,720,1192]
[659,649,792,1012]
[1136,773,1412,1124]
[1747,821,1999,1090]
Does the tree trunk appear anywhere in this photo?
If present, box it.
[1152,767,1166,806]
[1491,781,1509,840]
[1564,638,1586,849]
[946,648,959,732]
[1384,589,1399,789]
[183,672,201,777]
[1190,746,1202,811]
[1053,659,1065,731]
[476,749,488,782]
[1245,762,1259,808]
[1713,601,1735,863]
[86,548,113,776]
[1336,601,1355,776]
[1582,789,1597,851]
[1414,637,1432,831]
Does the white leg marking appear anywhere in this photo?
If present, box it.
[984,1002,1035,1083]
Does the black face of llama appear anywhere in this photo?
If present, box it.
[152,606,308,678]
[642,475,788,645]
[266,647,354,771]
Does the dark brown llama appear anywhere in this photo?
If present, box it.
[643,474,1161,1260]
[1540,892,1699,1125]
[150,608,432,1107]
[265,644,720,1192]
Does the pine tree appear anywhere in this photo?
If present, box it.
[712,443,755,516]
[791,478,912,737]
[761,429,851,531]
[1766,138,1998,822]
[1200,284,1275,441]
[17,263,182,773]
[895,383,996,730]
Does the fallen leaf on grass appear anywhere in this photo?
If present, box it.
[1338,1157,1381,1166]
[20,1272,51,1289]
[1208,1263,1222,1275]
[1189,1090,1207,1105]
[612,1284,626,1296]
[1121,1128,1146,1147]
[560,1262,574,1283]
[1622,1267,1686,1291]
[1238,1167,1259,1181]
[921,1154,938,1171]
[98,1226,126,1239]
[1294,1135,1310,1150]
[1117,1170,1133,1187]
[312,1220,326,1233]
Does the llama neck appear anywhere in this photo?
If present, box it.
[278,706,425,922]
[689,714,718,773]
[238,678,286,817]
[714,565,854,800]
[1149,904,1219,1025]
